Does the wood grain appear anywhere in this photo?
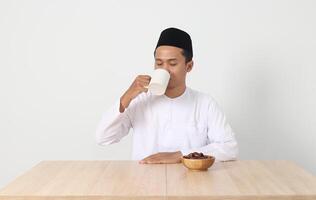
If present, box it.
[0,160,315,200]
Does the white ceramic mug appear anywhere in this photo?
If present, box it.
[147,68,170,95]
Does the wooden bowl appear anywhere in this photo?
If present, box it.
[182,156,215,171]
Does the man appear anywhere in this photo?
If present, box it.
[96,27,238,164]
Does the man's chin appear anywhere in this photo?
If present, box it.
[166,85,175,90]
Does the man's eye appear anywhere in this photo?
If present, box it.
[170,63,177,66]
[157,63,163,66]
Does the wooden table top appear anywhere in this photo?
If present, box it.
[0,160,315,200]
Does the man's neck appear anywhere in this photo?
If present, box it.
[165,84,186,99]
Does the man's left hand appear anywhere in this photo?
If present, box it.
[139,151,183,164]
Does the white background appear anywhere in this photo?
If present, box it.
[1,0,315,188]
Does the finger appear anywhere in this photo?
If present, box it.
[135,80,150,88]
[137,76,151,83]
[143,155,155,161]
[145,153,160,160]
[134,83,148,93]
[140,155,151,163]
[137,79,150,86]
[138,75,151,79]
[141,153,159,162]
[146,158,163,164]
[138,80,150,87]
[145,155,162,163]
[137,86,148,93]
[134,77,150,87]
[140,158,152,164]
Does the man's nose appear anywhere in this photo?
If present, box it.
[159,65,171,73]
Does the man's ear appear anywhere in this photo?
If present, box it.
[186,60,194,72]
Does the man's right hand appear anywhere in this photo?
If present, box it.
[119,75,151,113]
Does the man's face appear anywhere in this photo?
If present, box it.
[154,45,193,90]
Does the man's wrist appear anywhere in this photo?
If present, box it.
[120,93,131,112]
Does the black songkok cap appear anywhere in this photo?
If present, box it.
[155,27,193,59]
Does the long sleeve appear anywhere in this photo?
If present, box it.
[95,99,133,146]
[181,100,238,161]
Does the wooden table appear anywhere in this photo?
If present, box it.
[0,160,315,200]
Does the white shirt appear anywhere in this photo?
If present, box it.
[96,87,238,161]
